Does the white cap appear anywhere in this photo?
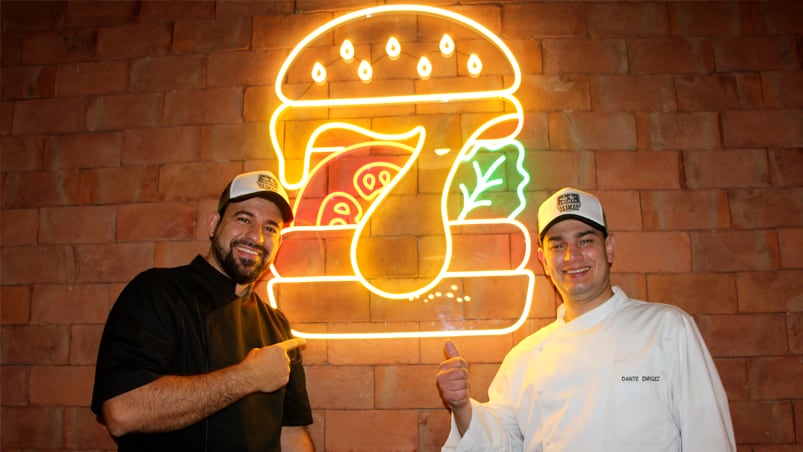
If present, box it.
[218,171,293,222]
[537,187,606,240]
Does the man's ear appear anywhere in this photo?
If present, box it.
[537,246,551,277]
[605,234,615,265]
[207,211,221,239]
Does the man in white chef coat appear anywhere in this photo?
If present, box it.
[436,187,736,451]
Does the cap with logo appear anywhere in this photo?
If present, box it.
[218,171,294,223]
[537,187,607,240]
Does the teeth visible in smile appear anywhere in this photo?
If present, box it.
[566,267,589,274]
[237,246,260,256]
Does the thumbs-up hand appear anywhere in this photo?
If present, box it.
[436,340,470,410]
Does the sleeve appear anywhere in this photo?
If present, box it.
[91,272,180,415]
[441,350,525,451]
[671,313,736,451]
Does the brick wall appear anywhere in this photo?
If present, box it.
[1,1,801,451]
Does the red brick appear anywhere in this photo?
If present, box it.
[117,202,197,241]
[714,36,798,72]
[729,188,803,229]
[629,38,713,74]
[1,325,70,364]
[328,335,419,365]
[0,65,55,99]
[0,1,68,32]
[201,123,273,161]
[216,1,294,18]
[97,22,172,59]
[696,314,788,357]
[208,49,287,88]
[31,284,111,325]
[610,273,646,301]
[505,39,543,75]
[597,151,681,190]
[1,365,29,406]
[0,100,12,134]
[586,2,668,37]
[12,97,86,134]
[0,135,45,171]
[418,410,451,452]
[715,358,748,401]
[139,1,215,22]
[642,189,730,230]
[326,410,418,451]
[79,165,160,205]
[736,271,803,314]
[174,17,251,53]
[755,1,803,33]
[55,61,128,96]
[543,38,627,74]
[122,126,201,165]
[521,150,596,197]
[154,240,208,268]
[130,54,205,93]
[44,132,122,169]
[2,169,81,209]
[0,285,31,324]
[597,190,643,232]
[253,13,333,50]
[30,365,94,406]
[676,74,763,111]
[761,71,803,109]
[70,324,104,365]
[748,357,803,400]
[22,29,96,64]
[668,2,748,36]
[0,406,63,449]
[590,75,675,112]
[1,245,75,284]
[790,313,803,355]
[243,85,279,122]
[163,87,244,126]
[63,0,137,27]
[769,149,803,186]
[421,334,513,365]
[611,231,691,273]
[723,110,803,148]
[304,365,374,409]
[516,74,590,112]
[158,161,243,202]
[40,206,115,244]
[74,243,155,283]
[549,112,636,150]
[376,365,442,409]
[692,231,778,272]
[1,31,24,66]
[502,3,584,38]
[1,208,39,246]
[64,406,117,450]
[779,229,803,269]
[647,273,738,314]
[650,112,720,150]
[87,93,164,131]
[684,149,769,189]
[729,400,794,444]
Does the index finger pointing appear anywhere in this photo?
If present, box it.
[276,338,307,353]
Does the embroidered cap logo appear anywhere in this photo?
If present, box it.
[257,174,279,192]
[556,193,581,213]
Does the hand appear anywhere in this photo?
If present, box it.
[242,338,306,393]
[436,340,470,410]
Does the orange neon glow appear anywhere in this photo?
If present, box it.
[266,4,532,339]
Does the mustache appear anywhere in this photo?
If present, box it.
[231,239,268,256]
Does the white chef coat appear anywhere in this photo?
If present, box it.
[443,286,735,452]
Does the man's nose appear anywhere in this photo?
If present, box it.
[563,243,580,261]
[244,225,265,244]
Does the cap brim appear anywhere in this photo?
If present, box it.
[539,214,606,240]
[226,192,294,223]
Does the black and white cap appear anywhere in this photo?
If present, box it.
[537,187,606,240]
[217,171,293,223]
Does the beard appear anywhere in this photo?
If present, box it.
[212,236,271,285]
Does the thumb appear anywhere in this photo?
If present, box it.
[444,340,462,359]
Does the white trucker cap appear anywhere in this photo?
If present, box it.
[537,187,607,240]
[217,171,293,222]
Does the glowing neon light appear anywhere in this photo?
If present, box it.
[266,5,532,339]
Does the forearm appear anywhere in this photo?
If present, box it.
[453,403,472,436]
[102,364,252,437]
[281,426,314,451]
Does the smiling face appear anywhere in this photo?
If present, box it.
[538,219,615,321]
[206,197,284,294]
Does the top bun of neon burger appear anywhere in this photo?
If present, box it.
[269,5,524,189]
